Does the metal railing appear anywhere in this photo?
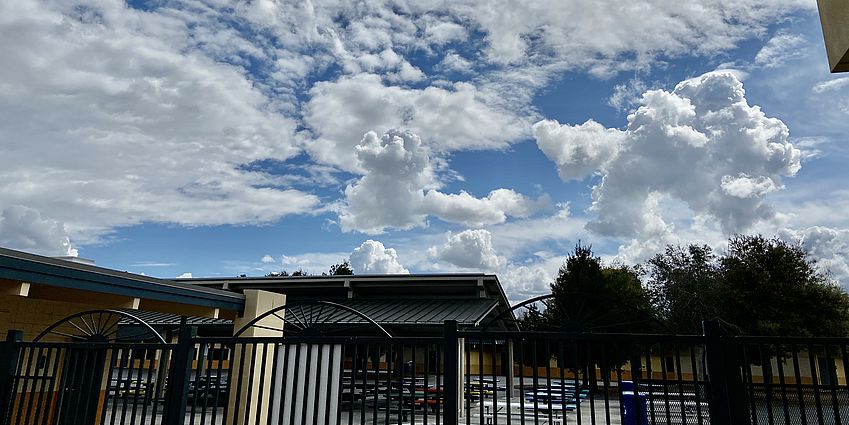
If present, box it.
[3,323,849,425]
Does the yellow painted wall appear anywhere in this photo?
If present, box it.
[0,294,106,341]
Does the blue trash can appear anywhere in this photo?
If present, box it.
[621,380,634,391]
[621,391,648,425]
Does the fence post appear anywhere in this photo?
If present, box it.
[164,325,197,425]
[443,320,459,425]
[703,320,749,424]
[0,330,23,425]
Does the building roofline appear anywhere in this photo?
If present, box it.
[0,247,245,311]
[177,273,498,283]
[179,272,517,327]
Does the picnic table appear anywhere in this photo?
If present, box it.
[482,399,578,415]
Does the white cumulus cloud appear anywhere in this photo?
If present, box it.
[339,130,544,233]
[303,74,530,172]
[536,71,801,243]
[533,119,625,181]
[499,265,554,304]
[721,174,781,198]
[349,240,409,274]
[779,226,849,288]
[428,229,507,270]
[0,205,78,257]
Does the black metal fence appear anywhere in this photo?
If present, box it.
[3,323,849,425]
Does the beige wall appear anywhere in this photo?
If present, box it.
[817,0,849,72]
[227,289,285,425]
[0,293,131,341]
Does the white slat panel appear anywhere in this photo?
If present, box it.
[272,343,346,425]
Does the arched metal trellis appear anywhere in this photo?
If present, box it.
[33,309,166,343]
[481,293,673,333]
[234,300,392,338]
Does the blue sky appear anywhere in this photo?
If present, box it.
[2,0,849,302]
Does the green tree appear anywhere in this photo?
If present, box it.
[645,244,723,334]
[290,269,308,276]
[520,244,657,388]
[646,235,849,337]
[719,235,849,337]
[326,260,354,276]
[547,244,657,333]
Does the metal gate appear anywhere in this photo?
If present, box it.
[4,317,849,425]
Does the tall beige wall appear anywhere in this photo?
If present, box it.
[227,290,285,425]
[817,0,849,72]
[0,294,134,341]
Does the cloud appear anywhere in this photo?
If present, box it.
[533,119,625,181]
[537,72,801,243]
[499,265,554,304]
[608,79,649,111]
[302,74,531,172]
[486,203,592,258]
[261,255,276,263]
[2,0,819,251]
[423,190,545,228]
[464,0,810,67]
[349,240,409,274]
[754,33,806,69]
[721,174,781,198]
[424,228,559,302]
[176,272,193,279]
[0,0,318,243]
[779,226,849,288]
[437,53,475,74]
[424,20,468,45]
[0,205,78,257]
[339,130,544,233]
[813,77,849,94]
[428,229,507,270]
[280,252,350,275]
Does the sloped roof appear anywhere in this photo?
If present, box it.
[118,309,231,327]
[336,298,497,326]
[118,298,497,328]
[0,247,244,311]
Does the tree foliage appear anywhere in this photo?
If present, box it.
[326,260,354,276]
[646,235,849,337]
[517,244,657,379]
[645,244,723,334]
[544,244,658,333]
[720,235,849,336]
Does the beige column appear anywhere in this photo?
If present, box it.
[227,290,285,425]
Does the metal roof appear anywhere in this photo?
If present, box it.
[180,274,515,329]
[0,247,244,311]
[331,298,498,326]
[117,298,498,327]
[118,309,232,327]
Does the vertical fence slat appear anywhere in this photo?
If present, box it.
[443,321,459,425]
[0,330,23,425]
[703,321,749,425]
[164,325,197,425]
